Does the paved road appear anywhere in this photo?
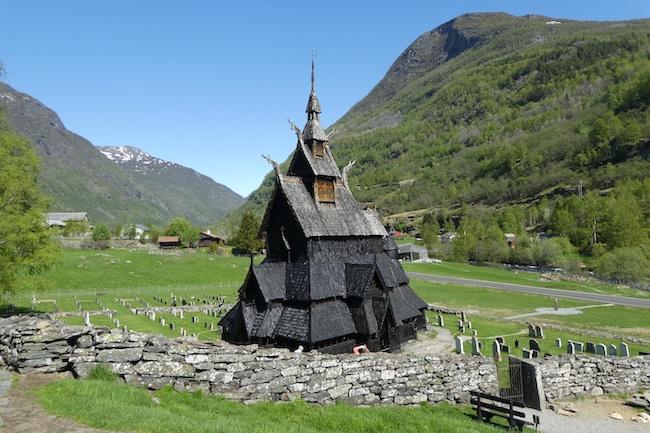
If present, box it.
[407,272,650,309]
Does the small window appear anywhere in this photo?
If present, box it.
[313,141,324,157]
[316,178,335,203]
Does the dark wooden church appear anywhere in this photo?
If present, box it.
[219,63,427,354]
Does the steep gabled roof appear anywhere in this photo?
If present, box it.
[275,307,310,342]
[310,300,356,342]
[252,262,286,302]
[388,290,422,324]
[289,140,340,178]
[374,254,409,288]
[269,175,386,238]
[252,303,284,338]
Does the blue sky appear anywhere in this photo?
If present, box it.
[1,1,649,196]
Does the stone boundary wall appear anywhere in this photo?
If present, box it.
[2,316,648,405]
[0,315,496,405]
[537,355,650,401]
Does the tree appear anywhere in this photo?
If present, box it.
[92,224,111,241]
[594,247,650,284]
[231,212,263,264]
[164,217,199,248]
[0,127,58,293]
[113,224,123,239]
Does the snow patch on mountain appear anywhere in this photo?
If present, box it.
[98,146,179,170]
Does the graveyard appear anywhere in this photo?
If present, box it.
[11,248,650,357]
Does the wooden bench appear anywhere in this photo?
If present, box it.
[470,391,539,431]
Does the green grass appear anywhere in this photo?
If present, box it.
[37,375,506,433]
[403,261,650,300]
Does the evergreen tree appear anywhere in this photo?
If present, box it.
[232,212,263,264]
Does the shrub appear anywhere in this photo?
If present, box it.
[594,247,650,284]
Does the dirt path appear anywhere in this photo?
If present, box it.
[0,370,111,433]
[400,327,455,355]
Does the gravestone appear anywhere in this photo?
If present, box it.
[595,343,607,356]
[529,339,540,352]
[461,311,466,322]
[455,337,464,354]
[83,312,91,327]
[586,342,595,354]
[515,339,520,348]
[531,350,539,358]
[437,314,444,327]
[457,320,464,331]
[500,344,510,354]
[150,312,156,321]
[471,336,481,356]
[467,321,472,329]
[454,336,465,355]
[122,326,128,332]
[571,341,584,352]
[160,318,165,327]
[522,348,532,359]
[567,342,576,355]
[210,323,215,331]
[620,342,630,357]
[528,324,535,337]
[170,322,175,331]
[535,325,544,339]
[115,319,120,328]
[496,337,504,345]
[192,316,199,324]
[472,329,477,337]
[492,340,501,361]
[555,338,562,348]
[179,311,184,319]
[609,344,617,356]
[180,327,185,336]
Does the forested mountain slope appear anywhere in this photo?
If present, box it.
[224,12,650,229]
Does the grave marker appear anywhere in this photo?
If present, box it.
[586,342,595,354]
[437,314,444,327]
[471,336,481,356]
[455,336,464,354]
[529,339,540,352]
[595,343,607,356]
[522,348,532,359]
[609,344,617,357]
[492,340,501,361]
[567,342,575,355]
[555,338,562,348]
[528,324,535,337]
[620,342,630,357]
[535,325,544,339]
[83,312,91,327]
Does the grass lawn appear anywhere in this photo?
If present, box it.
[37,374,507,433]
[414,276,650,356]
[403,261,650,300]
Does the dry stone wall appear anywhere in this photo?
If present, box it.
[0,315,496,405]
[537,355,650,401]
[3,315,648,405]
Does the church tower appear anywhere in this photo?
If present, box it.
[219,63,427,354]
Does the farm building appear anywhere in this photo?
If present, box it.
[45,212,90,228]
[219,63,427,354]
[158,235,180,249]
[397,244,429,262]
[198,230,225,248]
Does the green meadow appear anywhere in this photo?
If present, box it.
[37,369,508,433]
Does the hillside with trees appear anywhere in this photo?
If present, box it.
[223,13,650,282]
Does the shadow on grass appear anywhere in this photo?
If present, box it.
[0,304,42,318]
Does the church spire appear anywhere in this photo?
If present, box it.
[304,59,327,143]
[306,58,322,119]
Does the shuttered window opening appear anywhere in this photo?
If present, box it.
[312,140,324,157]
[316,178,335,203]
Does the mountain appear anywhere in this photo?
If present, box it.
[224,12,650,229]
[97,146,243,227]
[0,82,243,227]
